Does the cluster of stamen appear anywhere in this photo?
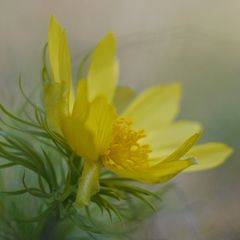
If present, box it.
[102,117,151,169]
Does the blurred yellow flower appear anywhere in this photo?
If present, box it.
[44,16,233,206]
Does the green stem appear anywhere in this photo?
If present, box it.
[39,210,59,240]
[74,161,100,208]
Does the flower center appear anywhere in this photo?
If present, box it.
[102,117,151,169]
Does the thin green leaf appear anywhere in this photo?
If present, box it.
[130,192,156,212]
[0,104,39,128]
[22,172,50,198]
[41,43,51,83]
[41,148,58,189]
[0,189,30,196]
[0,162,17,169]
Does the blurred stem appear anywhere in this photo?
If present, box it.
[75,161,100,208]
[39,210,59,240]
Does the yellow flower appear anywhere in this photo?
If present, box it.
[44,16,233,206]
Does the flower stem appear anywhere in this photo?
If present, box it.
[39,211,59,240]
[74,161,100,208]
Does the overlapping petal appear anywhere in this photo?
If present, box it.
[104,132,201,183]
[106,157,195,184]
[44,82,69,130]
[62,115,97,161]
[71,80,89,122]
[144,121,202,158]
[62,91,116,161]
[84,97,117,156]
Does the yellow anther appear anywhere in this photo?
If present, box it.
[102,117,151,169]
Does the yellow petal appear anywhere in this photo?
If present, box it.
[48,17,73,103]
[105,157,196,184]
[45,16,74,130]
[144,121,202,156]
[63,80,95,160]
[123,83,181,131]
[62,96,116,161]
[162,131,202,162]
[49,16,72,83]
[62,115,98,161]
[113,86,136,113]
[184,143,233,172]
[44,82,68,130]
[149,131,202,162]
[85,97,117,156]
[104,132,201,183]
[48,16,62,83]
[72,80,89,121]
[87,33,119,102]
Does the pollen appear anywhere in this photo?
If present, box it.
[102,117,151,169]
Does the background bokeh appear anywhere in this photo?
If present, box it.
[0,1,239,239]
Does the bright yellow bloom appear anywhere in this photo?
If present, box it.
[44,17,233,206]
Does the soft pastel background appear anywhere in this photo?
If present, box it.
[0,1,239,239]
